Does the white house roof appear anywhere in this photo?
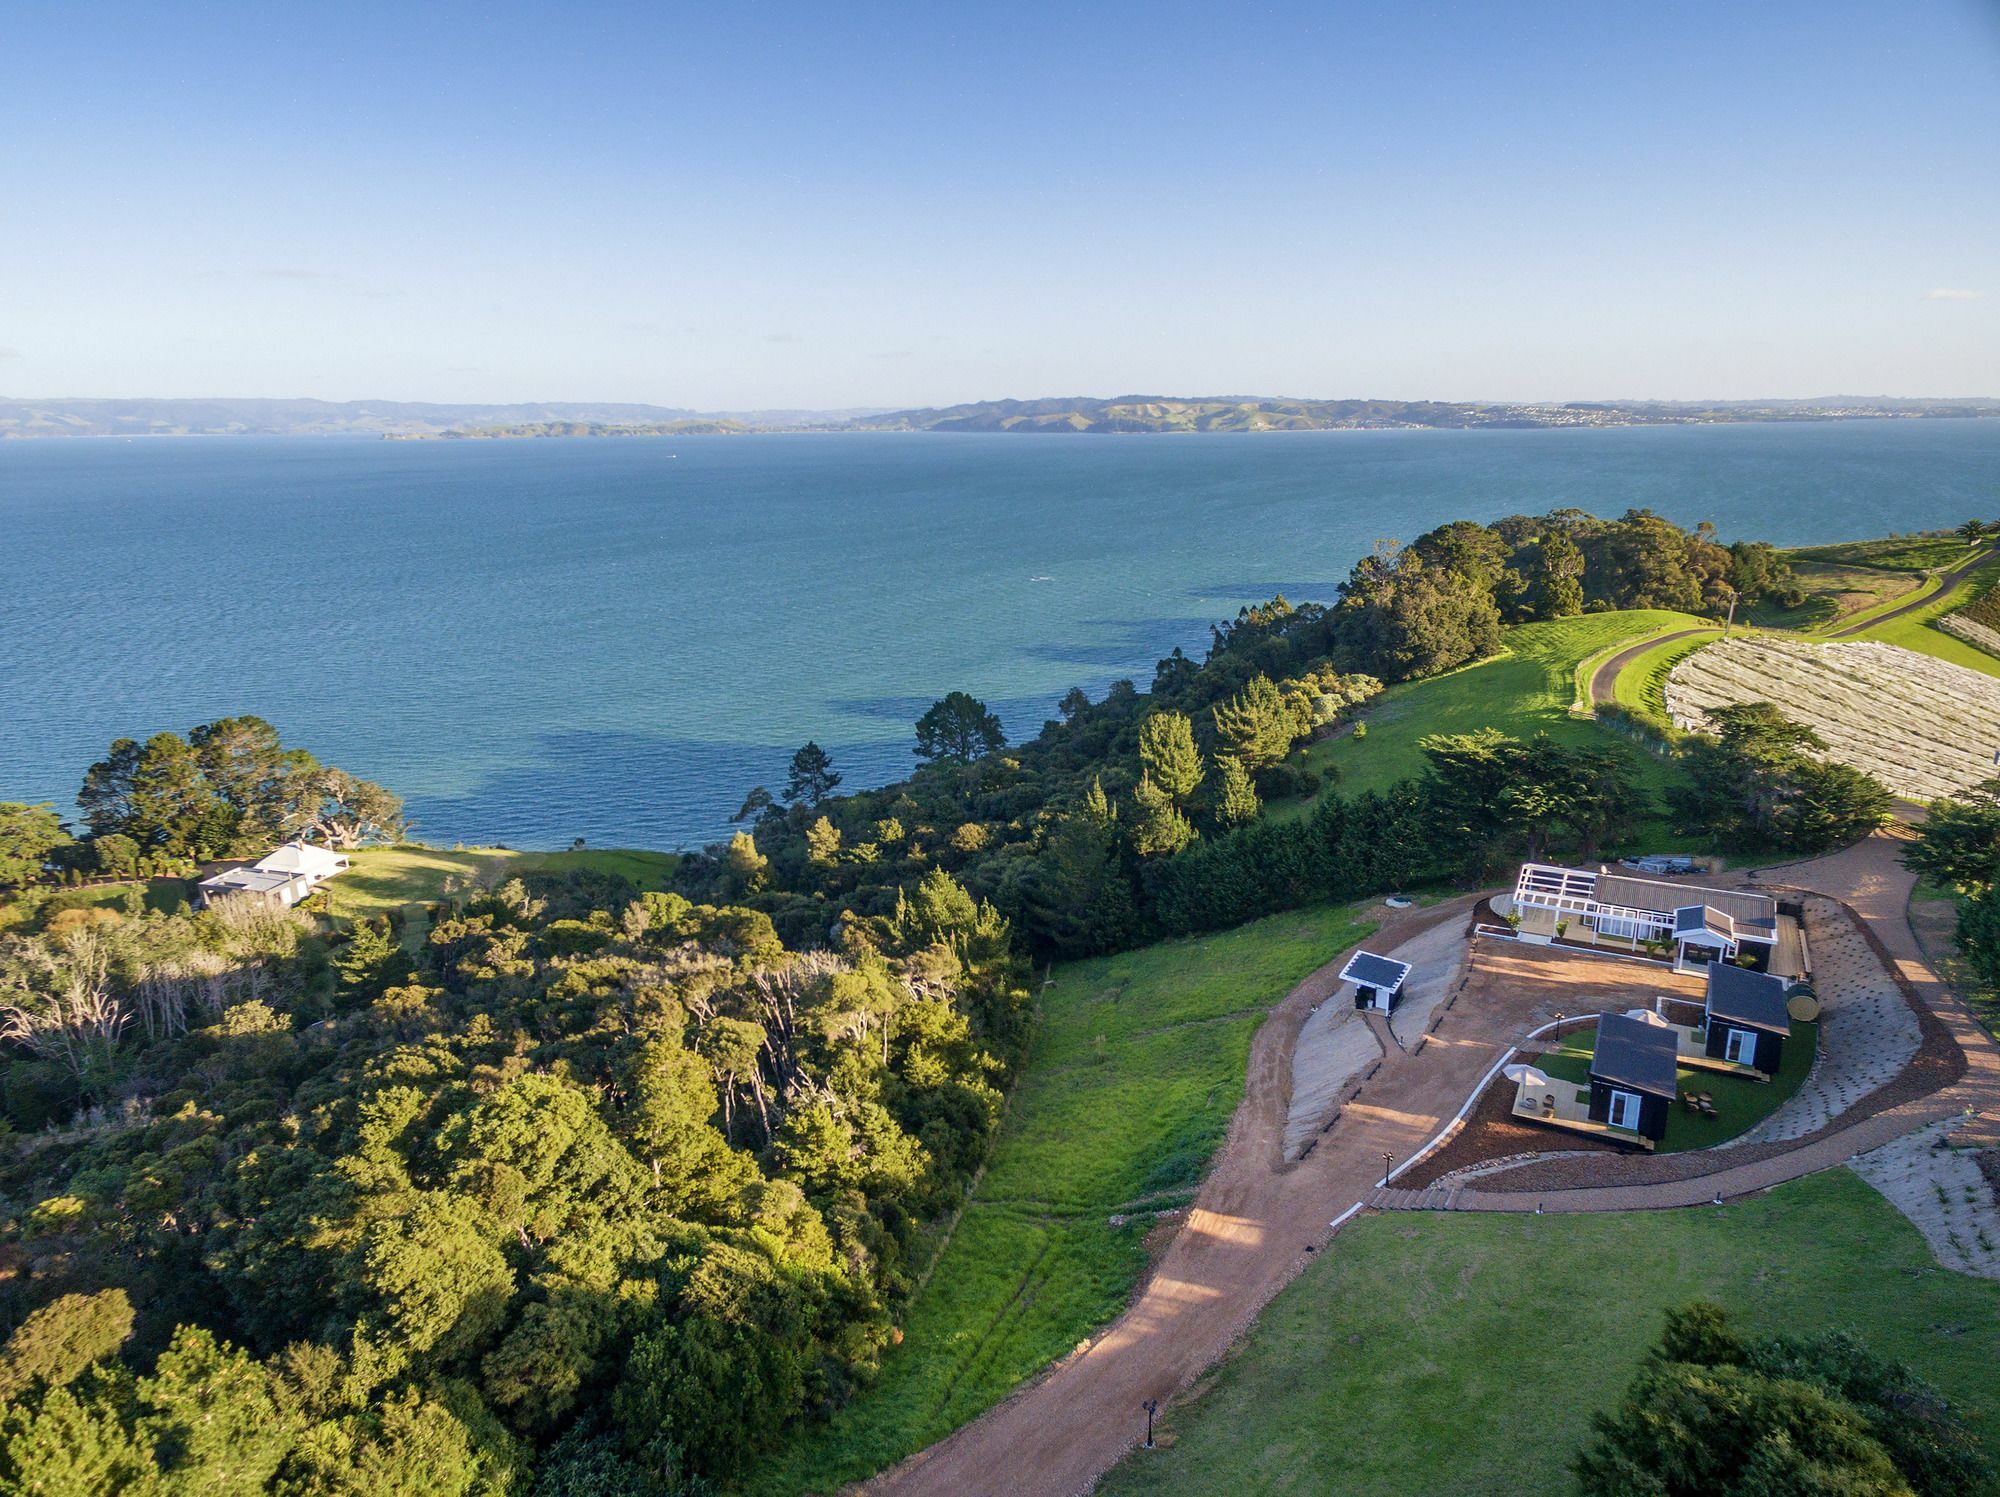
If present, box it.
[200,867,299,894]
[255,843,349,878]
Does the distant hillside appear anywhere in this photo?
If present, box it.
[0,398,703,438]
[5,393,1995,438]
[390,419,752,440]
[849,394,2000,433]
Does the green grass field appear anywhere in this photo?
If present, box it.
[1786,533,1980,572]
[1746,560,1921,631]
[1271,612,1708,851]
[749,903,1377,1495]
[1538,1018,1816,1153]
[1099,1170,2000,1497]
[330,844,681,920]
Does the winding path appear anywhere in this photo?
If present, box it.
[862,832,2000,1497]
[1586,626,1712,708]
[1826,545,1992,638]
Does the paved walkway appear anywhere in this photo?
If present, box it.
[1851,1118,2000,1279]
[1721,896,1920,1148]
[1587,625,1712,706]
[866,832,2000,1496]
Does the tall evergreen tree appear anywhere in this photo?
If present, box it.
[1137,711,1204,805]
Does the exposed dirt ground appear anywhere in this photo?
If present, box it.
[863,832,2000,1497]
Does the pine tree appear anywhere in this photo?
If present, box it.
[1213,755,1260,828]
[1138,711,1204,805]
[1130,773,1195,857]
[784,742,841,806]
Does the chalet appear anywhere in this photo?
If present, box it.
[1508,862,1808,979]
[1587,1012,1679,1144]
[198,841,350,910]
[1340,950,1412,1012]
[1701,961,1792,1075]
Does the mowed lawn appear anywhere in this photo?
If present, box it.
[749,903,1377,1496]
[1100,1170,2000,1497]
[332,844,681,919]
[1273,612,1706,847]
[1608,628,1721,718]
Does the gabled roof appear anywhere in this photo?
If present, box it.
[1673,904,1736,946]
[1593,872,1775,925]
[256,842,349,877]
[1590,1013,1680,1099]
[1339,950,1411,993]
[1704,962,1792,1035]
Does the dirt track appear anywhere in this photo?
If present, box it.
[861,831,2000,1497]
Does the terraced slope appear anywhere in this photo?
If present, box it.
[1666,636,2000,802]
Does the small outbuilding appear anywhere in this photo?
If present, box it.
[1340,950,1412,1013]
[1588,1012,1679,1143]
[1702,962,1792,1075]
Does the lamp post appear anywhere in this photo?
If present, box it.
[1380,1152,1394,1188]
[1554,1010,1565,1044]
[1142,1398,1159,1449]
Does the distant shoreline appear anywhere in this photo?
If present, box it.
[6,393,1999,440]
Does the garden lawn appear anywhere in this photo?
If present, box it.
[1099,1170,2000,1497]
[1538,1019,1816,1153]
[747,903,1378,1496]
[331,844,679,920]
[1273,612,1706,849]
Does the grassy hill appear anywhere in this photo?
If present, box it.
[1099,1171,2000,1497]
[748,903,1376,1495]
[332,845,681,919]
[1266,611,1708,850]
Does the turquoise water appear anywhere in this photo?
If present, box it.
[4,422,1997,849]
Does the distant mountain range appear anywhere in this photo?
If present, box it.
[3,393,1997,439]
[848,394,2000,433]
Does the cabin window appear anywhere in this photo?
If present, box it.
[1724,1028,1756,1065]
[1606,1089,1642,1131]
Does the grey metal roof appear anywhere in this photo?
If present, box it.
[1595,873,1775,925]
[1339,950,1411,992]
[1673,904,1735,945]
[1704,962,1792,1034]
[1590,1013,1681,1098]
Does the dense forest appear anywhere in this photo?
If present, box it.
[0,851,1025,1491]
[678,508,1812,957]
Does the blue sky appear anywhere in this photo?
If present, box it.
[4,1,1996,406]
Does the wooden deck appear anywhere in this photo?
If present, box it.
[1510,1075,1655,1150]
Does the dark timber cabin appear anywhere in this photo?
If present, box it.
[1588,1013,1678,1144]
[1702,961,1792,1075]
[1340,950,1412,1013]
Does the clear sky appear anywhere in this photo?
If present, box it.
[5,1,1997,408]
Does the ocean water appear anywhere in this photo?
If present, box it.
[4,422,1997,850]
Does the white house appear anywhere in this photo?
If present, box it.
[198,842,351,910]
[1508,862,1808,978]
